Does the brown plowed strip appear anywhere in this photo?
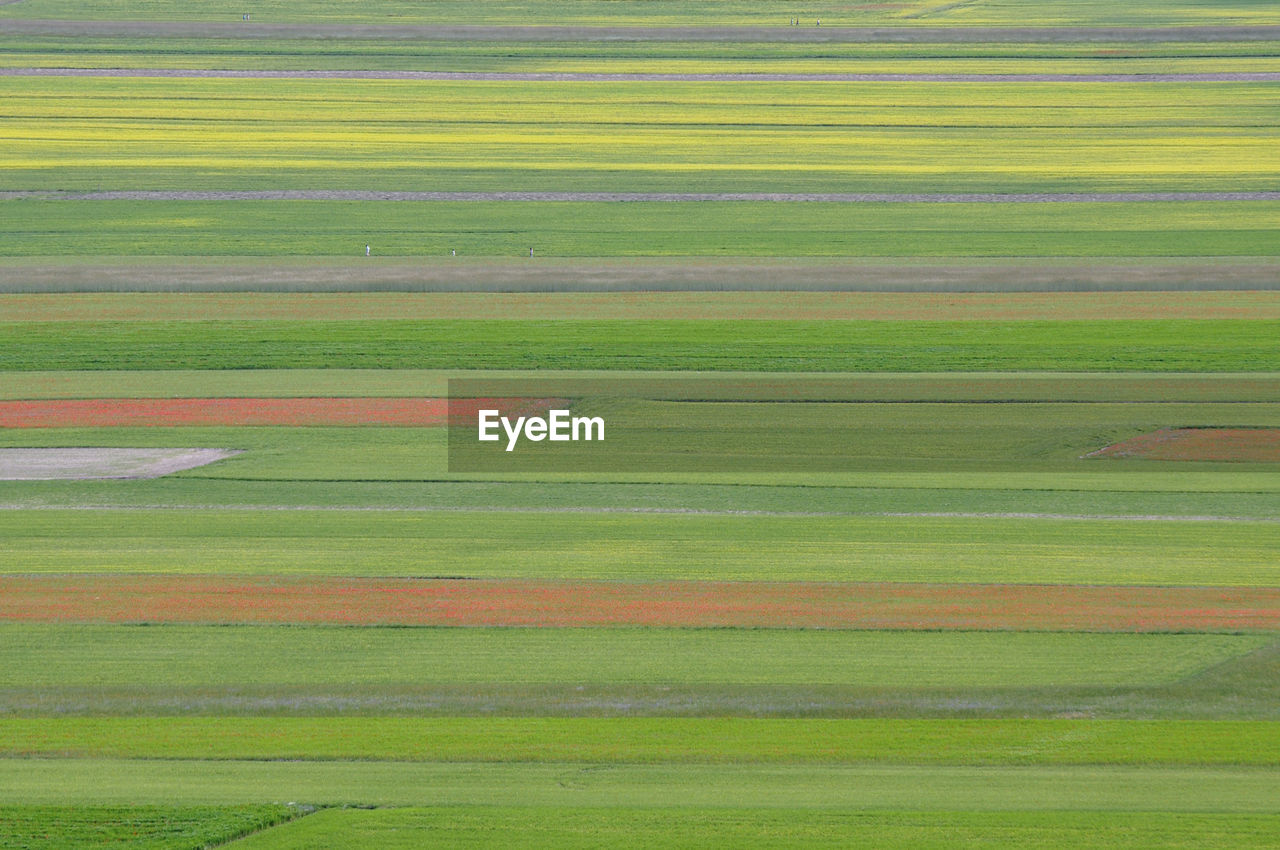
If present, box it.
[2,576,1277,631]
[0,397,558,427]
[7,292,1280,322]
[1090,428,1280,463]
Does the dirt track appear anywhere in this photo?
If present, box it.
[3,20,1278,42]
[5,67,1278,82]
[6,190,1279,203]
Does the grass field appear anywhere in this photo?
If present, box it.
[228,807,1280,850]
[6,625,1257,689]
[0,805,306,850]
[5,716,1280,764]
[6,805,1278,849]
[6,38,1280,74]
[5,318,1280,371]
[4,509,1280,585]
[5,200,1279,257]
[6,761,1278,810]
[2,4,1278,848]
[5,0,1280,27]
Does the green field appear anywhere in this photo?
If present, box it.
[6,761,1278,811]
[7,475,1280,513]
[6,37,1280,74]
[3,509,1279,585]
[0,805,306,850]
[2,625,1260,689]
[3,3,1279,847]
[5,717,1280,765]
[229,807,1280,850]
[7,804,1276,850]
[5,0,1280,27]
[4,318,1280,371]
[5,200,1279,258]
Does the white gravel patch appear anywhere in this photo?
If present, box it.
[0,448,242,480]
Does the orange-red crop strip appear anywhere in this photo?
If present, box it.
[2,576,1277,631]
[0,398,560,427]
[1089,428,1280,463]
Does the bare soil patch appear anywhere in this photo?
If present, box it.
[2,576,1277,631]
[0,448,239,479]
[1089,428,1280,463]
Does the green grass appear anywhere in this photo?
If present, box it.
[5,200,1279,257]
[2,7,1277,845]
[4,717,1278,765]
[0,804,308,849]
[5,508,1280,585]
[0,625,1261,688]
[231,807,1280,850]
[7,672,1279,720]
[5,476,1280,517]
[4,760,1278,810]
[2,632,1275,720]
[3,319,1279,371]
[5,200,1280,257]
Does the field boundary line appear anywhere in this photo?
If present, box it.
[205,804,322,849]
